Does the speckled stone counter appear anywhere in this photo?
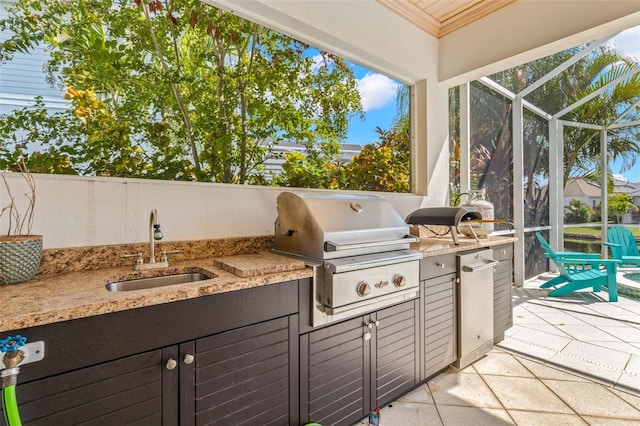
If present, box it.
[412,234,518,256]
[0,234,516,333]
[0,252,311,333]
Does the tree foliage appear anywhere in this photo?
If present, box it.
[564,199,594,224]
[0,0,364,183]
[607,193,638,224]
[275,126,410,192]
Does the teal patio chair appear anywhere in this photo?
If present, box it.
[605,226,640,266]
[535,233,619,302]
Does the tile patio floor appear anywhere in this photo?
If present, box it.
[354,275,640,425]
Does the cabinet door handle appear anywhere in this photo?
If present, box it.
[183,354,195,365]
[166,359,177,370]
[363,332,372,341]
[366,320,379,330]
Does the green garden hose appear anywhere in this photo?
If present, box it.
[2,385,22,426]
[1,335,27,426]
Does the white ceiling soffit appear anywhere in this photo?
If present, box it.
[376,0,515,38]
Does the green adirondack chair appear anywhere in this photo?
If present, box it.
[535,233,619,301]
[605,226,640,266]
[535,233,601,289]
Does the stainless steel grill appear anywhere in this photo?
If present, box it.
[274,191,421,326]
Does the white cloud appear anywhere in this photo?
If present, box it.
[610,25,640,61]
[613,173,627,181]
[357,72,398,112]
[310,54,323,73]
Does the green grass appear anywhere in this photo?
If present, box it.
[564,225,640,237]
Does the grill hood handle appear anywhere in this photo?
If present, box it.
[324,235,419,252]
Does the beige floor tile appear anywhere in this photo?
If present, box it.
[547,352,624,383]
[591,341,640,357]
[397,384,434,404]
[482,375,573,413]
[437,405,514,425]
[511,309,550,325]
[427,370,502,408]
[609,388,640,408]
[568,311,633,328]
[581,416,640,425]
[541,313,591,326]
[517,323,575,339]
[625,355,640,374]
[374,402,443,426]
[507,410,588,425]
[517,357,590,382]
[615,371,640,394]
[510,326,573,349]
[588,303,640,319]
[472,351,534,377]
[543,380,640,419]
[558,340,632,372]
[596,326,640,344]
[497,336,559,362]
[557,325,626,342]
[520,303,562,314]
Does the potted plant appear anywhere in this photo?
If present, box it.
[0,158,42,284]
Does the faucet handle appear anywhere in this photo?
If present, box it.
[160,250,181,263]
[122,252,144,265]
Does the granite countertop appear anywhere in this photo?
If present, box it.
[0,252,312,333]
[412,234,518,256]
[0,235,516,333]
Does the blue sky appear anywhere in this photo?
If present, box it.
[308,52,403,146]
[341,62,402,146]
[607,25,640,182]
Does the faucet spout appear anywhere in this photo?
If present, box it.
[149,209,163,264]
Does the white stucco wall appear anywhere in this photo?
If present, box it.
[0,174,426,248]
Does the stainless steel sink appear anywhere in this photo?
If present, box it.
[106,272,213,292]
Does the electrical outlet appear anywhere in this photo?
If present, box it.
[0,341,45,369]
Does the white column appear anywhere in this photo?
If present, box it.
[601,128,608,256]
[513,97,525,286]
[459,83,471,195]
[548,118,561,255]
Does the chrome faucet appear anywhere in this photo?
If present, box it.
[122,208,177,271]
[149,208,163,265]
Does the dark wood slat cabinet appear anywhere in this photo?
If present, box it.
[299,299,419,426]
[492,244,514,343]
[0,279,301,426]
[6,349,170,426]
[420,253,457,380]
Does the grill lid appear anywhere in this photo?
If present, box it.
[275,191,417,259]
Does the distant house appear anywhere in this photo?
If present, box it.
[564,177,640,224]
[563,178,602,209]
[613,176,640,205]
[0,0,67,115]
[260,140,363,181]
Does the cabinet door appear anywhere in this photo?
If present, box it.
[493,258,513,343]
[300,316,368,426]
[1,348,175,426]
[188,316,292,426]
[423,273,456,379]
[373,300,418,408]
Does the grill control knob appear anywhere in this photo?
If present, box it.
[393,274,407,288]
[356,281,371,297]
